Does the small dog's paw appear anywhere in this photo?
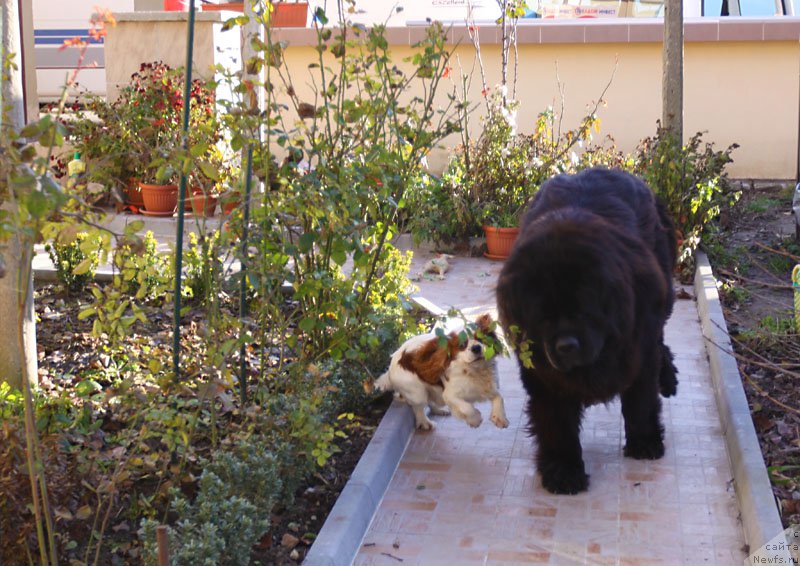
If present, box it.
[490,413,509,429]
[624,437,665,460]
[416,419,435,432]
[465,411,482,428]
[539,460,589,495]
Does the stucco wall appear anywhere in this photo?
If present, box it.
[107,15,800,179]
[105,12,241,101]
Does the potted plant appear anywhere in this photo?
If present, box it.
[468,93,529,259]
[189,146,232,217]
[111,62,218,216]
[404,0,623,258]
[69,95,141,210]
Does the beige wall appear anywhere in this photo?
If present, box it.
[685,41,799,179]
[107,16,800,179]
[281,37,799,179]
[105,12,241,101]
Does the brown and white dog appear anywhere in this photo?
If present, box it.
[375,314,509,431]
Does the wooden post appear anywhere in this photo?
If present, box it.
[0,0,38,391]
[156,525,170,566]
[662,0,684,140]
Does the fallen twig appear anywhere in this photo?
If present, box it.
[741,368,800,417]
[717,268,792,291]
[702,320,800,416]
[754,241,800,263]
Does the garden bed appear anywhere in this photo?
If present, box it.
[705,182,800,528]
[0,282,395,565]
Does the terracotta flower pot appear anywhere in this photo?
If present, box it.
[201,2,244,11]
[140,183,178,216]
[126,179,145,209]
[201,0,307,26]
[483,225,520,260]
[190,192,218,217]
[163,0,189,10]
[272,2,309,27]
[221,197,240,215]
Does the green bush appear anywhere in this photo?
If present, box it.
[406,89,626,246]
[44,231,100,293]
[403,164,478,247]
[634,125,739,266]
[113,230,173,301]
[141,441,281,566]
[183,231,224,303]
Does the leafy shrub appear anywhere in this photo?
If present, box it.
[79,230,172,346]
[70,61,220,188]
[407,99,625,245]
[634,125,739,266]
[141,440,280,566]
[403,168,475,247]
[44,231,100,293]
[114,230,173,301]
[226,17,456,368]
[183,231,224,303]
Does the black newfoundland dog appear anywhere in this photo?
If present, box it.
[496,167,679,495]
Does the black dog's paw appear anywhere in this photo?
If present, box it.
[538,460,589,495]
[624,437,665,460]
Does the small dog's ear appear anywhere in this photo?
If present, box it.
[475,313,493,333]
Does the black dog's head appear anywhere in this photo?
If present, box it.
[497,209,639,375]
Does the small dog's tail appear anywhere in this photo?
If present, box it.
[374,371,393,393]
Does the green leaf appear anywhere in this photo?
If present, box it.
[26,191,49,219]
[198,160,220,181]
[72,258,94,275]
[190,143,209,158]
[331,249,346,266]
[298,232,317,253]
[75,379,101,398]
[40,122,65,147]
[19,121,43,138]
[298,317,316,333]
[77,307,96,321]
[314,7,328,25]
[125,220,145,234]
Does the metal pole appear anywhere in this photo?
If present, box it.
[238,146,253,404]
[172,0,197,380]
[237,0,263,403]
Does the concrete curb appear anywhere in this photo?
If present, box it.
[693,250,785,553]
[303,400,415,566]
[304,294,460,565]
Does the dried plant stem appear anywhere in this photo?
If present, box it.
[754,241,800,262]
[17,235,58,565]
[466,1,489,112]
[718,268,792,291]
[741,369,800,416]
[704,320,800,416]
